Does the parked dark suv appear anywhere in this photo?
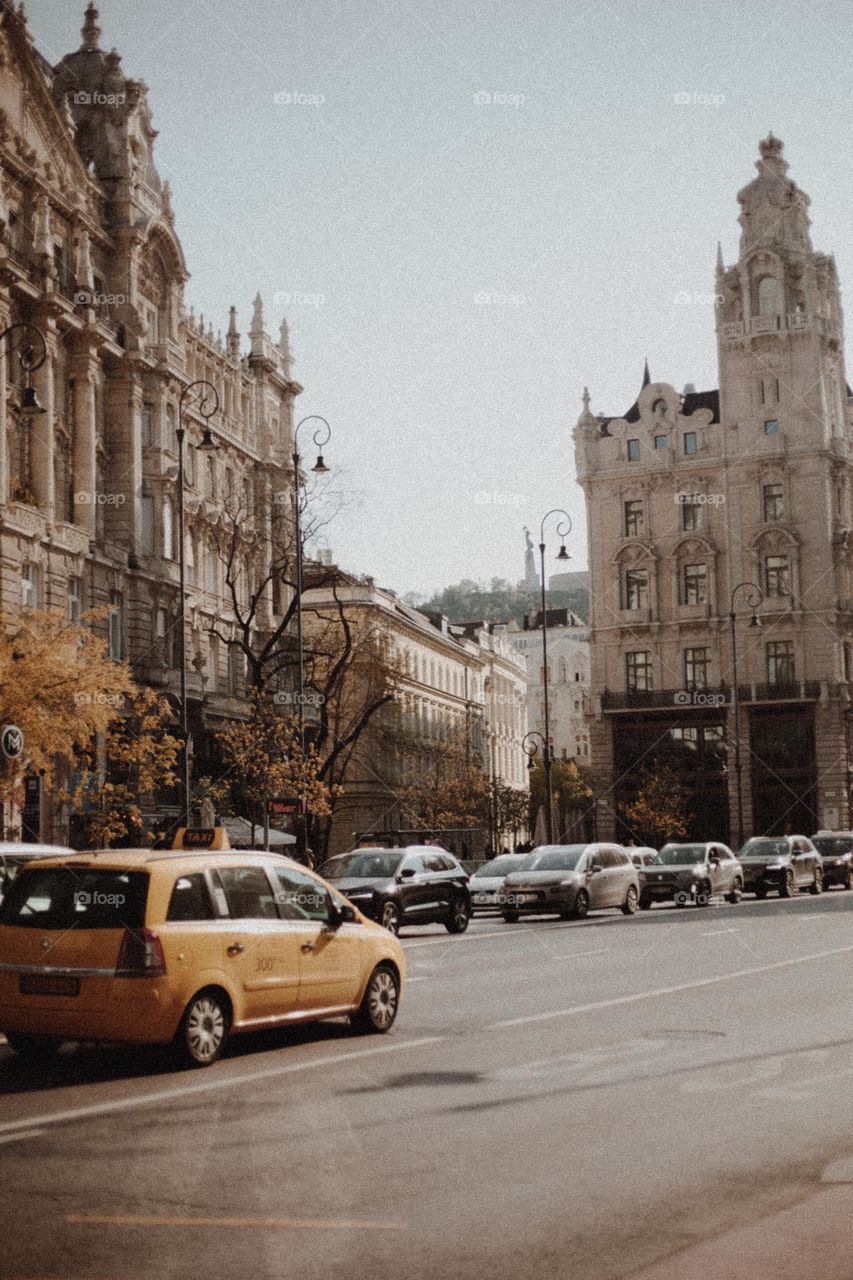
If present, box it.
[317,846,471,935]
[810,832,853,890]
[739,835,823,898]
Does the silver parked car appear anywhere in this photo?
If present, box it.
[639,842,743,909]
[502,843,640,922]
[469,853,534,913]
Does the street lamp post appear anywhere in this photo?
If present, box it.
[291,415,331,861]
[522,730,548,844]
[538,508,572,844]
[176,379,219,832]
[0,321,48,414]
[729,580,763,849]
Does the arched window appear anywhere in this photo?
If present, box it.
[757,276,782,316]
[162,497,174,560]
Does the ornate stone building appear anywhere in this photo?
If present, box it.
[0,5,300,840]
[576,136,853,843]
[508,608,591,764]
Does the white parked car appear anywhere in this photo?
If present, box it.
[0,843,76,904]
[469,853,534,914]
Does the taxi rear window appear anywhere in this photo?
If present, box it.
[0,866,148,930]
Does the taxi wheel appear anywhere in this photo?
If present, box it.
[351,964,400,1035]
[4,1032,62,1062]
[177,988,231,1068]
[380,900,401,935]
[445,897,471,934]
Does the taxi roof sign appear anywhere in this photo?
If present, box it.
[172,827,231,851]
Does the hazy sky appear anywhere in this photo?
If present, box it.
[30,0,853,596]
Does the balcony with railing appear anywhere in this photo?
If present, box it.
[719,313,839,342]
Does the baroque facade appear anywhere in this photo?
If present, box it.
[301,571,529,857]
[0,5,300,840]
[576,136,853,843]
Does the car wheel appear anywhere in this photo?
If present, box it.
[754,884,767,899]
[843,869,853,891]
[639,891,652,911]
[810,867,823,895]
[445,897,470,934]
[572,889,590,920]
[380,900,401,935]
[351,964,400,1035]
[4,1032,62,1062]
[697,880,712,907]
[502,911,520,923]
[622,885,639,915]
[176,989,230,1068]
[727,878,743,904]
[780,869,797,898]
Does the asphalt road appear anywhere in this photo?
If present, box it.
[4,890,853,1279]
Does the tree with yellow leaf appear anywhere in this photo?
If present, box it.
[618,765,690,848]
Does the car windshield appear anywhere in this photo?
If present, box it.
[656,845,706,865]
[318,850,403,880]
[526,846,586,872]
[0,866,148,930]
[472,855,534,879]
[740,839,788,859]
[812,837,853,856]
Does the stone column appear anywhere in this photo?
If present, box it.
[70,344,98,537]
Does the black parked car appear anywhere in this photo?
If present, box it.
[317,846,471,935]
[739,835,823,898]
[811,832,853,890]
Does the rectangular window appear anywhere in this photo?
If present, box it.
[205,544,216,594]
[766,640,795,686]
[67,576,82,623]
[109,591,123,661]
[626,650,653,692]
[765,554,790,597]
[764,419,780,435]
[683,563,707,605]
[763,484,784,522]
[21,563,38,610]
[167,873,215,922]
[681,495,702,531]
[624,568,649,610]
[623,499,643,537]
[685,646,710,689]
[214,866,278,919]
[627,438,640,461]
[654,435,667,450]
[140,402,154,449]
[140,495,155,556]
[683,431,698,455]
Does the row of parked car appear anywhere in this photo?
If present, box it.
[460,832,853,923]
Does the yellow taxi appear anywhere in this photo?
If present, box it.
[0,848,405,1067]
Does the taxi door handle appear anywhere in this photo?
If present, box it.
[301,942,317,953]
[227,943,245,956]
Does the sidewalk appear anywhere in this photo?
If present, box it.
[631,1160,853,1280]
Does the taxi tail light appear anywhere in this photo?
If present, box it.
[115,928,166,978]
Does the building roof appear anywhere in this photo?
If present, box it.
[523,607,586,631]
[599,363,720,430]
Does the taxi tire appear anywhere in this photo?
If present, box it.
[5,1032,62,1062]
[351,964,400,1035]
[176,988,231,1068]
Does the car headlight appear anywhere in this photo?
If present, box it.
[559,877,577,887]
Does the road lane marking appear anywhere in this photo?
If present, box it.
[492,941,853,1028]
[0,1037,446,1138]
[403,929,525,948]
[701,929,739,936]
[0,1128,47,1145]
[66,1213,406,1231]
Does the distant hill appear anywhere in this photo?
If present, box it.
[409,576,589,628]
